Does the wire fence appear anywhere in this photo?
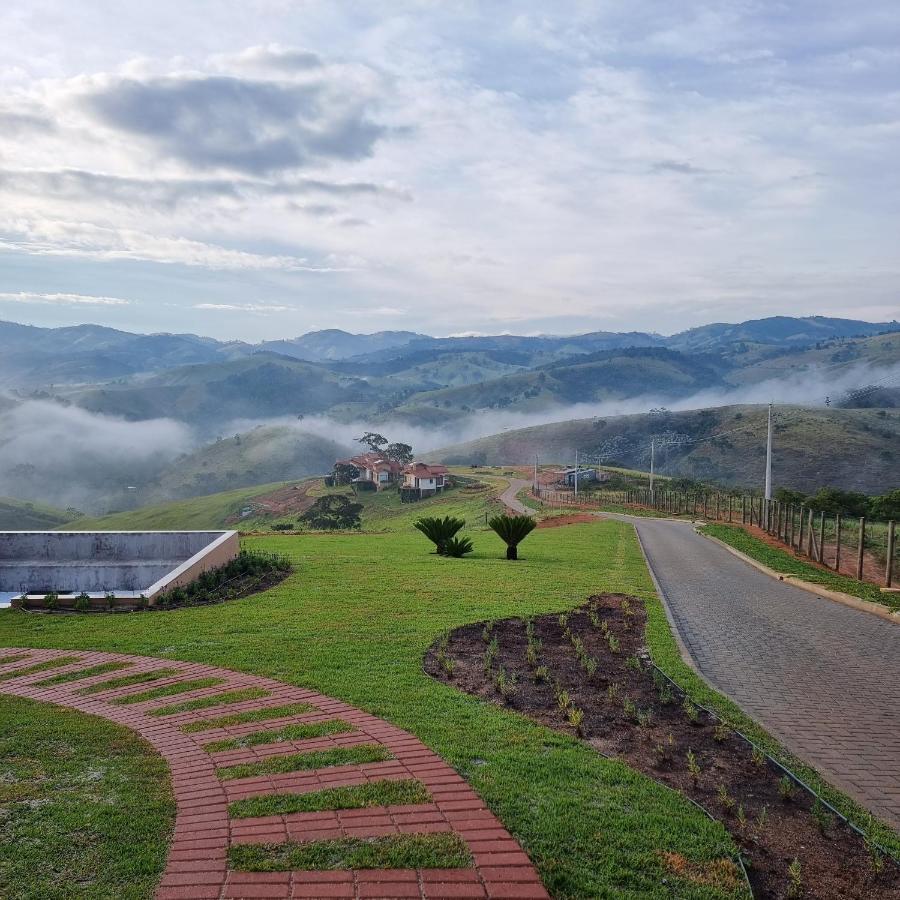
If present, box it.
[534,486,897,589]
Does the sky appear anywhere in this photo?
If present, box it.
[0,1,898,341]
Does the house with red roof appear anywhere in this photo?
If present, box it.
[336,452,404,491]
[401,462,450,498]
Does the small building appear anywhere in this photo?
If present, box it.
[554,466,601,487]
[401,462,449,499]
[336,453,403,491]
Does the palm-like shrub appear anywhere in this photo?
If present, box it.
[488,514,537,560]
[413,516,465,554]
[443,536,474,558]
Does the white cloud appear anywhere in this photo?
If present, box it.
[193,302,293,313]
[0,290,131,306]
[0,3,897,336]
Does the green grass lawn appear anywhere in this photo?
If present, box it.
[701,524,899,612]
[0,520,747,900]
[0,694,174,900]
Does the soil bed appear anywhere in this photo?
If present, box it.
[425,594,899,899]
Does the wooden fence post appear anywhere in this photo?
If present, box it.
[818,512,826,563]
[798,505,805,552]
[835,514,841,572]
[741,495,746,524]
[886,521,895,588]
[857,517,866,581]
[807,508,815,558]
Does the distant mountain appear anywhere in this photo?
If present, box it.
[0,496,79,530]
[667,316,897,353]
[433,404,900,494]
[1,316,897,426]
[258,328,424,361]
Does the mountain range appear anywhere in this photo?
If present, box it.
[2,315,897,427]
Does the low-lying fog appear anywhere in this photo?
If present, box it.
[1,361,896,514]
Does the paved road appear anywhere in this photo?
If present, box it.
[627,516,900,829]
[499,478,533,514]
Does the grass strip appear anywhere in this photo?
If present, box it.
[112,676,225,705]
[35,661,131,686]
[218,744,393,781]
[0,656,81,682]
[0,653,31,666]
[204,720,353,752]
[701,524,898,611]
[0,693,174,898]
[229,778,428,818]
[181,701,315,732]
[228,833,472,872]
[77,668,181,695]
[149,687,270,716]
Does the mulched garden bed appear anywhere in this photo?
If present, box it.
[424,594,899,899]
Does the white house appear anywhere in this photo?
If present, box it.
[401,462,449,497]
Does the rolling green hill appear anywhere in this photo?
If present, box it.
[0,497,79,530]
[148,425,350,502]
[64,482,292,531]
[434,404,899,494]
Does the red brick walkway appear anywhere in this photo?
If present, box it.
[0,648,549,900]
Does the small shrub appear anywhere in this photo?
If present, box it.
[533,665,550,683]
[778,775,796,802]
[580,656,597,678]
[636,707,653,729]
[272,522,294,531]
[481,621,494,643]
[736,804,747,828]
[625,654,642,672]
[751,747,766,768]
[483,637,498,673]
[607,634,620,654]
[653,734,675,767]
[657,683,674,705]
[74,592,90,613]
[756,805,769,831]
[686,749,701,785]
[525,642,540,667]
[555,688,571,712]
[444,536,474,558]
[717,783,736,812]
[494,667,517,698]
[786,858,802,898]
[868,841,885,875]
[558,613,568,628]
[606,682,620,702]
[567,706,584,732]
[811,799,834,835]
[713,722,730,743]
[682,698,700,724]
[43,591,58,611]
[105,592,116,611]
[622,698,638,721]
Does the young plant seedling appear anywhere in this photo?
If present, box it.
[657,682,674,705]
[636,707,653,729]
[555,688,571,713]
[483,637,498,673]
[786,858,802,899]
[736,804,747,829]
[717,783,736,813]
[567,706,585,733]
[625,654,642,672]
[811,799,834,835]
[682,698,700,724]
[581,656,597,678]
[606,682,620,703]
[439,653,456,678]
[558,613,568,628]
[494,666,516,698]
[533,665,550,684]
[756,805,769,832]
[713,722,730,743]
[607,634,620,654]
[778,775,796,802]
[481,621,494,643]
[751,746,766,768]
[686,749,701,785]
[622,697,638,721]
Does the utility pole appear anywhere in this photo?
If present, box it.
[574,449,579,499]
[764,402,773,530]
[649,439,655,504]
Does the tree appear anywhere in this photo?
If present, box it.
[357,432,388,452]
[806,488,869,518]
[869,489,900,522]
[385,442,414,464]
[775,487,807,506]
[413,516,465,555]
[488,514,537,560]
[301,495,363,530]
[333,462,360,485]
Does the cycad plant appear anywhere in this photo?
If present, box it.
[443,536,474,558]
[488,514,537,560]
[413,516,465,555]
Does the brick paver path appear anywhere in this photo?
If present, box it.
[630,516,900,830]
[0,649,549,900]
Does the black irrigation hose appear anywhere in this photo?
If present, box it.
[646,660,900,867]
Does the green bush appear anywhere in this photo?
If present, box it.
[443,536,474,558]
[488,514,537,560]
[413,516,465,555]
[74,592,91,613]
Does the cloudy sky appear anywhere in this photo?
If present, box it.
[1,1,898,341]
